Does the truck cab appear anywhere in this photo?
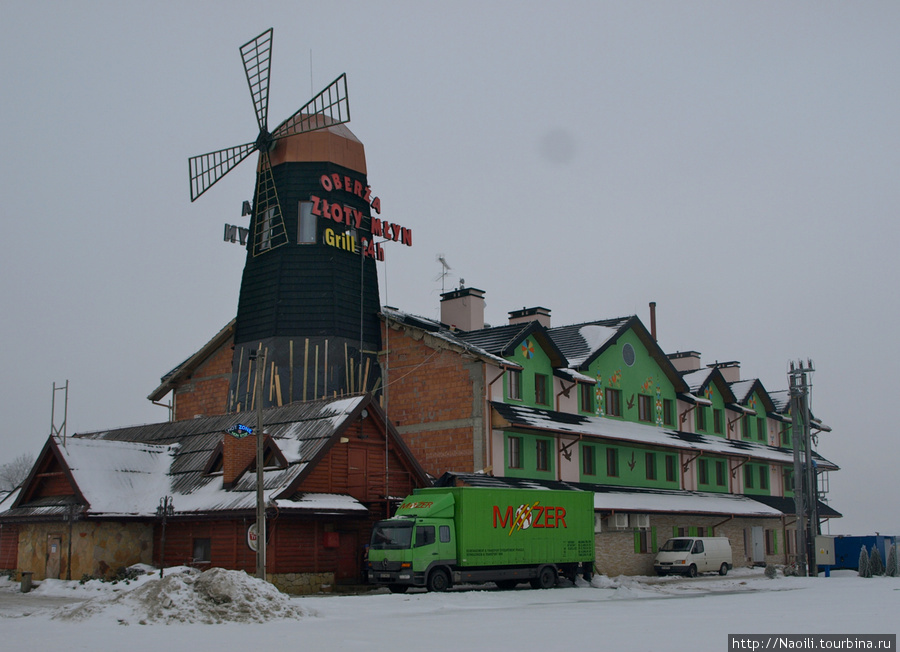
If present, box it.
[368,494,458,592]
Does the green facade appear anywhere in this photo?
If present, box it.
[586,329,677,427]
[504,336,555,409]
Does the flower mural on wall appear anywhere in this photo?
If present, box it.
[521,340,534,359]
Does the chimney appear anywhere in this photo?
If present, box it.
[649,302,657,341]
[508,306,551,328]
[668,351,702,372]
[440,287,485,331]
[708,361,741,383]
[223,432,258,488]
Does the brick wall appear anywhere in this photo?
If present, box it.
[173,342,233,420]
[595,514,794,577]
[223,433,257,487]
[383,322,485,477]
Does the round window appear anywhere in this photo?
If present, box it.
[622,343,636,367]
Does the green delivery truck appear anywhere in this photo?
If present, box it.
[367,487,595,592]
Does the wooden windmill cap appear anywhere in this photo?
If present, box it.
[267,116,367,175]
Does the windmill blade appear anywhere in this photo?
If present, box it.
[240,28,273,133]
[272,73,350,139]
[189,142,257,201]
[250,149,288,256]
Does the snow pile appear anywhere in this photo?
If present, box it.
[53,568,312,625]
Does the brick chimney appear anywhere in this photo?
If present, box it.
[223,432,258,488]
[668,351,702,372]
[508,307,551,328]
[440,287,485,331]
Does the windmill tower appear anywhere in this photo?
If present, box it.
[190,29,382,411]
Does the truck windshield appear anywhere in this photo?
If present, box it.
[660,539,694,552]
[370,522,413,550]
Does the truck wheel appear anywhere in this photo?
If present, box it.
[719,563,728,576]
[687,564,698,578]
[427,569,450,592]
[388,584,408,594]
[531,566,557,590]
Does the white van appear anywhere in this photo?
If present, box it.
[654,537,733,577]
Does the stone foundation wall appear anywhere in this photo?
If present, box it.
[269,571,335,595]
[16,521,152,580]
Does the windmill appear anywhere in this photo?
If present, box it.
[189,29,382,411]
[189,28,350,257]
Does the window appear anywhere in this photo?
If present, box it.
[744,465,754,489]
[415,525,436,547]
[665,455,676,482]
[692,540,705,554]
[781,423,792,447]
[508,436,522,469]
[536,439,550,472]
[663,399,674,426]
[741,415,751,439]
[713,409,724,434]
[759,465,769,490]
[696,407,707,431]
[605,388,622,417]
[785,529,797,555]
[638,395,653,422]
[534,373,548,405]
[439,525,451,543]
[298,201,316,244]
[765,529,777,555]
[645,452,657,480]
[783,467,794,492]
[582,445,596,476]
[580,383,594,413]
[637,528,656,554]
[757,418,766,442]
[606,448,619,477]
[698,459,709,485]
[508,370,522,400]
[192,538,211,563]
[715,461,726,487]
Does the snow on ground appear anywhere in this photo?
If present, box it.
[1,568,896,652]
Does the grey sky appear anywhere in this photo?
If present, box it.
[1,1,897,534]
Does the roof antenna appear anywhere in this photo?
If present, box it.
[436,254,452,293]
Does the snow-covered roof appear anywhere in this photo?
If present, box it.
[591,487,782,516]
[2,395,425,521]
[57,438,177,515]
[491,402,838,470]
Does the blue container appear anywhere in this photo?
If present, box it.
[832,535,896,570]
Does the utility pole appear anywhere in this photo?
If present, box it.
[788,360,817,577]
[251,349,267,581]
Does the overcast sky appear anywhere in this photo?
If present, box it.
[1,1,897,535]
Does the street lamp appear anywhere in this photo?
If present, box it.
[156,496,174,578]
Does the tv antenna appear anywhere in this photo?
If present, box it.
[435,254,452,293]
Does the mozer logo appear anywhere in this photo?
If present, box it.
[493,502,568,536]
[399,501,433,510]
[225,424,253,439]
